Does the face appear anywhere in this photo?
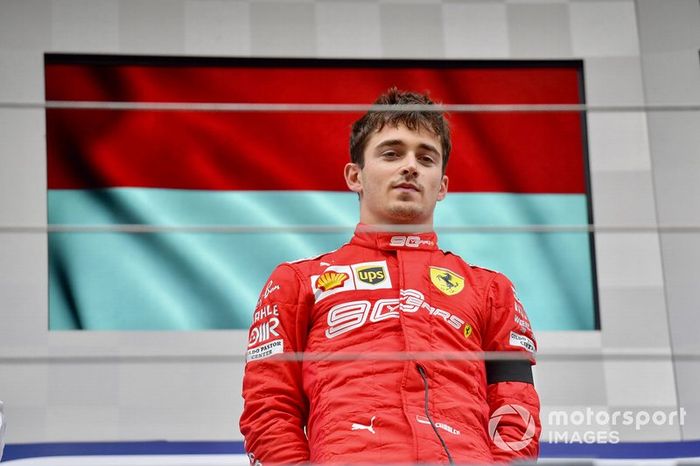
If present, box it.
[344,124,449,226]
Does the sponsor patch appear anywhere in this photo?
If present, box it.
[316,271,349,291]
[246,339,284,362]
[416,415,461,435]
[312,263,393,301]
[351,261,392,290]
[351,416,376,434]
[248,316,280,347]
[511,286,530,321]
[356,266,385,285]
[256,280,280,307]
[509,331,536,353]
[464,324,473,339]
[253,304,278,324]
[514,315,531,332]
[325,289,466,339]
[430,266,465,296]
[311,265,356,302]
[389,235,434,248]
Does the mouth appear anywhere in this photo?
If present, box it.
[393,182,421,192]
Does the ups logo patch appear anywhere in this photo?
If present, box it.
[356,266,386,285]
[350,261,392,291]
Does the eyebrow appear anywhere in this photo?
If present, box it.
[375,139,441,155]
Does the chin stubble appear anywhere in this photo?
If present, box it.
[387,203,421,220]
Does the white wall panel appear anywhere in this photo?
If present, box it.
[184,0,251,55]
[569,0,639,57]
[0,53,46,102]
[0,234,48,350]
[250,2,316,57]
[636,0,700,54]
[0,0,52,51]
[583,56,645,106]
[536,331,606,407]
[603,361,677,407]
[442,2,509,58]
[599,287,669,349]
[595,233,664,288]
[48,363,121,407]
[51,0,119,52]
[636,0,700,439]
[316,2,382,58]
[590,171,658,227]
[118,0,185,54]
[379,3,445,58]
[0,110,47,224]
[506,3,572,58]
[674,361,700,439]
[587,113,652,172]
[642,52,700,105]
[0,406,48,440]
[46,405,121,440]
[0,365,49,407]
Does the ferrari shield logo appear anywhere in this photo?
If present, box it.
[430,267,464,296]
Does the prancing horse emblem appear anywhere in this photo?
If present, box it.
[430,266,465,296]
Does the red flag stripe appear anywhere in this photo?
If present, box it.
[46,58,587,193]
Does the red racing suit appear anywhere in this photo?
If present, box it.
[240,226,541,464]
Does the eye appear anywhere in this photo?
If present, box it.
[382,150,399,159]
[419,154,436,164]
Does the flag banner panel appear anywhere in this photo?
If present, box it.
[45,55,597,331]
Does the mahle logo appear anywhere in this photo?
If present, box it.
[489,404,536,452]
[357,266,386,285]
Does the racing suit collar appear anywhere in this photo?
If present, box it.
[350,223,438,251]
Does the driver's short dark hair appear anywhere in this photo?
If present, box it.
[349,87,451,173]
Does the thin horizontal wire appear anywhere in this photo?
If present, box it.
[0,349,698,364]
[2,101,700,113]
[1,224,700,234]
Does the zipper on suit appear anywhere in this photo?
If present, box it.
[416,363,455,465]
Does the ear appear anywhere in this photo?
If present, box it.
[344,163,363,194]
[437,174,448,201]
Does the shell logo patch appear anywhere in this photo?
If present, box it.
[315,272,349,292]
[430,267,464,296]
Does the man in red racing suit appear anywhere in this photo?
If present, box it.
[240,89,541,465]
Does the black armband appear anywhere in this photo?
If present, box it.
[486,360,534,385]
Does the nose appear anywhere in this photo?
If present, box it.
[400,153,419,179]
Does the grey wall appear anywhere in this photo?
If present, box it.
[636,0,700,440]
[0,0,698,445]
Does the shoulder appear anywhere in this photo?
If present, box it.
[437,249,504,283]
[266,243,351,288]
[284,243,349,271]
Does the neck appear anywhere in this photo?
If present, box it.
[356,222,434,234]
[358,212,434,232]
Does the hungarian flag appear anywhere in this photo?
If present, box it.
[46,54,597,331]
